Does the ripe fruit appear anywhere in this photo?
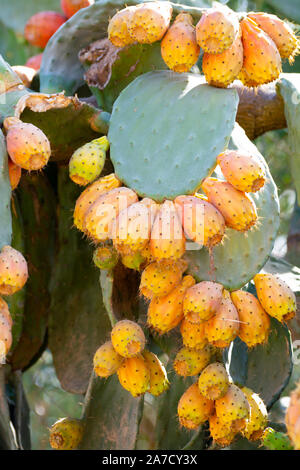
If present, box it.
[0,316,12,356]
[254,273,296,322]
[142,350,169,396]
[8,158,21,191]
[161,13,200,73]
[175,195,225,248]
[217,150,266,193]
[198,362,229,400]
[93,340,123,378]
[49,418,83,450]
[173,345,211,377]
[215,384,250,430]
[111,320,146,358]
[183,281,224,323]
[205,290,240,348]
[231,290,270,347]
[241,386,268,441]
[4,118,51,171]
[128,2,172,44]
[117,354,150,397]
[209,414,236,447]
[180,318,207,350]
[201,177,258,232]
[0,298,13,329]
[61,0,94,18]
[286,382,300,449]
[0,246,28,296]
[178,383,214,430]
[69,137,108,186]
[147,275,195,335]
[140,259,187,299]
[108,6,136,47]
[25,53,43,70]
[24,11,66,48]
[93,245,119,270]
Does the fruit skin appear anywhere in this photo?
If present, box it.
[286,382,300,449]
[142,350,169,396]
[108,6,136,47]
[209,413,236,447]
[262,427,293,450]
[147,275,195,335]
[180,318,207,350]
[253,273,296,322]
[8,158,21,191]
[25,54,43,70]
[69,137,108,186]
[4,118,51,171]
[24,11,66,48]
[161,13,200,73]
[0,246,28,296]
[61,0,94,18]
[202,177,258,232]
[198,362,229,400]
[178,383,214,430]
[217,150,266,193]
[205,290,240,348]
[0,297,13,329]
[93,340,123,378]
[183,281,224,324]
[231,290,270,348]
[0,316,12,356]
[215,384,250,430]
[175,195,225,248]
[241,386,268,441]
[117,354,150,397]
[128,2,173,44]
[239,17,282,87]
[121,251,146,271]
[140,259,187,299]
[173,345,211,377]
[49,417,84,450]
[93,245,119,271]
[111,320,146,358]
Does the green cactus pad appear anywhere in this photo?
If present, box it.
[0,130,12,248]
[108,71,238,201]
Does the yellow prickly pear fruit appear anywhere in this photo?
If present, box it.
[0,246,28,296]
[205,290,240,348]
[198,362,229,400]
[128,1,172,44]
[8,158,21,191]
[73,173,121,232]
[196,6,240,54]
[93,245,119,270]
[202,177,258,232]
[239,17,282,87]
[49,417,84,450]
[93,340,123,377]
[174,345,211,377]
[209,414,237,447]
[69,137,108,186]
[0,316,12,358]
[180,318,207,350]
[142,350,169,396]
[231,290,270,348]
[147,275,196,334]
[111,320,146,358]
[108,6,136,47]
[150,200,186,261]
[253,273,296,322]
[241,386,268,441]
[174,195,225,248]
[183,281,224,323]
[178,383,214,430]
[121,251,146,271]
[215,384,250,431]
[0,297,13,329]
[117,354,150,397]
[140,258,187,299]
[286,382,300,450]
[161,13,200,73]
[217,150,266,193]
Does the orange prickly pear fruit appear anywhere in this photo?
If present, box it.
[25,53,43,71]
[61,0,94,19]
[0,316,12,358]
[128,2,172,44]
[178,383,214,430]
[217,150,266,193]
[173,345,211,377]
[93,340,123,378]
[239,17,282,87]
[142,350,169,396]
[205,290,240,348]
[111,320,146,358]
[215,384,250,431]
[198,362,229,400]
[140,258,187,299]
[69,137,108,186]
[247,12,299,63]
[175,195,225,248]
[117,354,150,397]
[93,245,119,270]
[49,418,84,450]
[180,318,207,350]
[161,13,200,73]
[209,414,237,447]
[196,6,240,54]
[0,246,28,296]
[202,177,258,232]
[183,281,224,323]
[147,275,196,334]
[108,6,136,47]
[8,158,21,191]
[150,200,186,261]
[286,382,300,450]
[4,117,51,171]
[230,290,270,348]
[253,273,296,322]
[241,386,268,441]
[24,11,66,48]
[0,298,13,329]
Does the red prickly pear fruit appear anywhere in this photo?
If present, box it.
[215,384,250,431]
[173,345,211,377]
[25,53,43,71]
[239,17,282,87]
[147,275,196,335]
[61,0,94,18]
[73,173,121,232]
[286,382,300,450]
[253,273,296,322]
[196,6,240,54]
[241,386,268,441]
[205,290,240,348]
[24,11,66,48]
[161,13,200,73]
[178,383,214,430]
[180,318,208,350]
[117,354,150,397]
[128,2,173,44]
[93,245,119,271]
[209,414,237,447]
[111,320,146,358]
[198,362,230,400]
[140,258,187,299]
[0,297,13,329]
[183,281,224,323]
[4,118,51,171]
[150,200,186,261]
[142,350,169,396]
[0,246,28,296]
[217,150,266,193]
[49,417,84,450]
[8,158,21,191]
[231,290,270,348]
[93,340,123,377]
[175,195,225,248]
[69,137,108,186]
[201,177,258,232]
[108,6,136,47]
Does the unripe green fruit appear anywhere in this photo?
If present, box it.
[69,137,109,186]
[93,246,119,270]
